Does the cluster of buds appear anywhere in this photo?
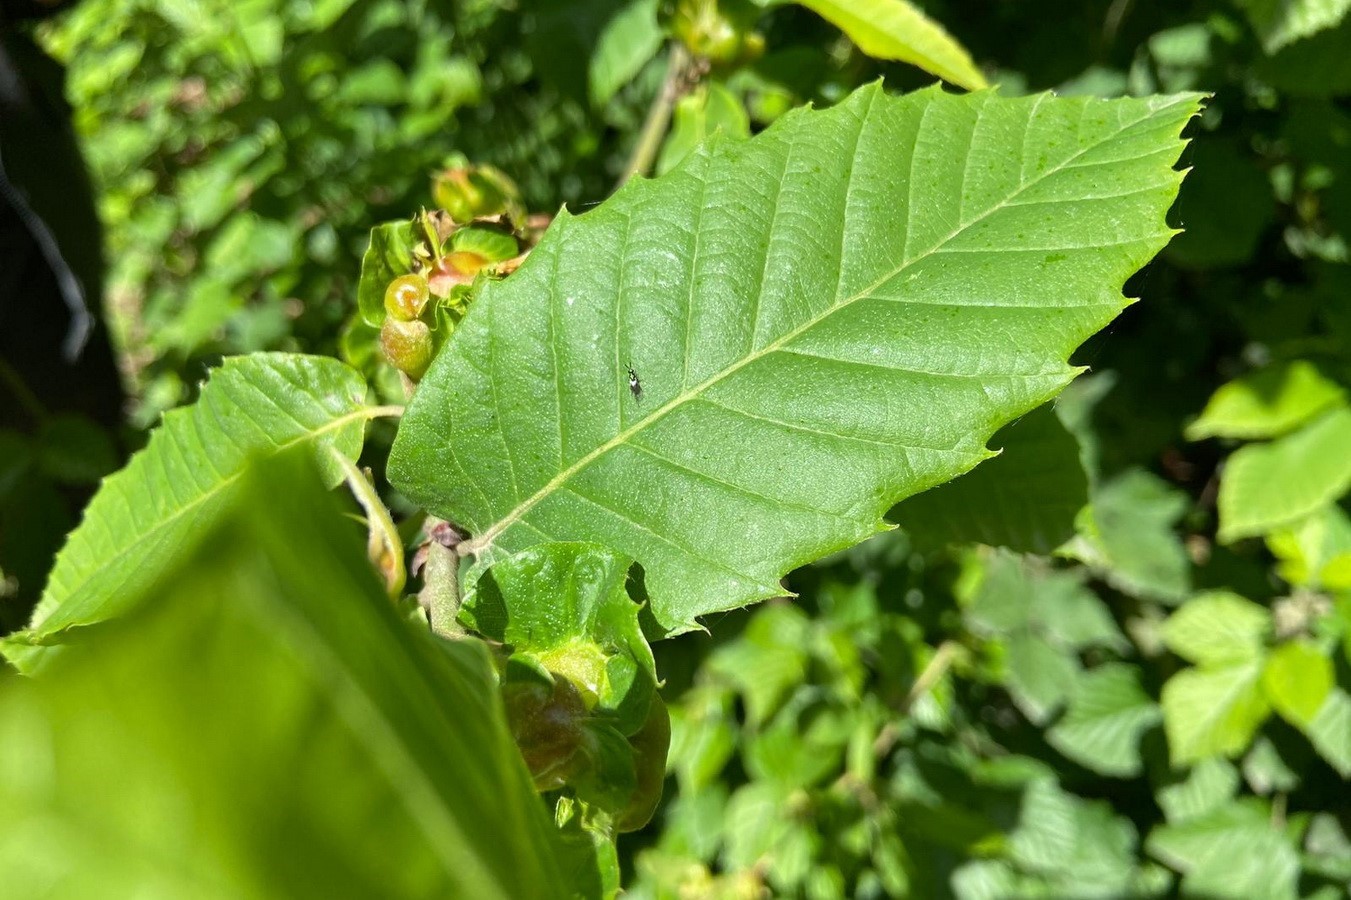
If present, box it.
[665,0,765,69]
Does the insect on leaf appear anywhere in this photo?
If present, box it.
[390,83,1201,636]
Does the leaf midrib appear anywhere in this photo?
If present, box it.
[34,406,397,630]
[466,96,1189,555]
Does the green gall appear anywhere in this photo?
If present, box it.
[383,273,430,321]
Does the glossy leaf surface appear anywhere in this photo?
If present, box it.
[390,84,1200,635]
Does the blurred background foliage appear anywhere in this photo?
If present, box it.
[4,0,1351,896]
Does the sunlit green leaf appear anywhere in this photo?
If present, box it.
[1261,640,1333,729]
[464,542,656,733]
[1162,591,1270,666]
[1186,360,1345,441]
[2,354,379,674]
[706,603,811,727]
[656,82,751,176]
[1266,504,1351,589]
[358,220,421,327]
[390,85,1200,634]
[1156,758,1240,824]
[1218,407,1351,542]
[1161,662,1271,764]
[777,0,988,90]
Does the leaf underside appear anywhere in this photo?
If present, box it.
[5,354,371,671]
[390,83,1200,635]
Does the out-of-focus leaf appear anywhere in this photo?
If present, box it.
[706,604,810,726]
[1304,813,1351,882]
[722,781,795,872]
[0,455,566,898]
[1235,0,1351,54]
[892,403,1089,555]
[1146,799,1300,900]
[1241,736,1300,794]
[2,355,377,674]
[666,687,738,790]
[655,81,750,176]
[1062,469,1191,603]
[1266,504,1351,589]
[589,0,662,107]
[1186,360,1346,441]
[1218,407,1351,542]
[1004,631,1077,725]
[1048,664,1161,778]
[1261,640,1333,728]
[34,415,118,485]
[1156,758,1240,824]
[1162,591,1270,666]
[389,85,1200,636]
[777,0,988,90]
[1161,662,1271,764]
[1306,688,1351,776]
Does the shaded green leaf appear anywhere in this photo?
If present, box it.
[1218,407,1351,542]
[1062,469,1192,603]
[1235,0,1351,53]
[962,549,1127,651]
[3,354,378,674]
[1004,631,1078,725]
[0,455,565,898]
[892,403,1089,555]
[1162,591,1270,666]
[1048,663,1161,778]
[589,0,662,107]
[1186,360,1345,441]
[1165,136,1275,269]
[389,86,1200,635]
[656,82,751,176]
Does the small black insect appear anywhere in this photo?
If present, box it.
[626,363,643,403]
